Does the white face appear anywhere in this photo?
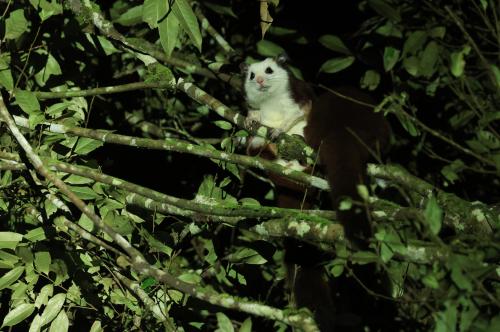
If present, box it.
[244,58,289,105]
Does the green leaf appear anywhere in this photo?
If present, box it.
[429,26,446,39]
[28,314,43,332]
[0,55,14,90]
[227,268,246,286]
[402,31,427,56]
[204,2,238,18]
[0,199,8,213]
[216,312,234,332]
[35,251,51,275]
[220,177,231,187]
[159,8,180,57]
[24,228,46,242]
[0,250,20,269]
[0,232,23,249]
[50,259,69,286]
[450,46,471,77]
[403,56,420,77]
[35,284,54,309]
[12,282,29,302]
[394,109,419,136]
[49,310,69,332]
[375,21,402,38]
[319,56,355,74]
[145,62,174,84]
[15,90,41,115]
[380,242,394,263]
[0,266,24,290]
[318,35,350,54]
[459,302,479,332]
[74,137,104,155]
[424,195,442,235]
[422,273,439,289]
[29,112,46,129]
[221,136,234,151]
[1,303,35,328]
[356,184,369,201]
[178,272,202,284]
[140,277,157,291]
[450,265,472,291]
[330,264,344,277]
[227,248,267,265]
[368,0,401,22]
[103,212,134,236]
[383,47,400,72]
[142,0,165,28]
[89,321,103,332]
[67,185,100,200]
[490,65,500,88]
[256,40,285,57]
[338,198,352,210]
[419,41,440,78]
[449,110,474,129]
[268,26,297,36]
[96,36,119,55]
[78,213,94,232]
[214,120,233,130]
[239,198,260,206]
[172,0,202,51]
[435,302,457,332]
[45,101,70,118]
[477,130,500,149]
[64,174,94,185]
[40,293,66,326]
[35,52,62,87]
[441,159,465,184]
[239,318,252,332]
[67,283,82,306]
[360,70,380,90]
[115,5,143,26]
[351,251,379,264]
[29,0,63,21]
[329,258,345,277]
[5,9,29,40]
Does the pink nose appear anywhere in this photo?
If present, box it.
[256,76,264,85]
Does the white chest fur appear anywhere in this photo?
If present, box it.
[243,58,307,171]
[251,92,305,135]
[244,58,306,137]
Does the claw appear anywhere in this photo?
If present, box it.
[270,128,284,140]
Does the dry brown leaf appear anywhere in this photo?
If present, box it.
[259,1,274,39]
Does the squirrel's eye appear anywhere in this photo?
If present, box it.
[250,72,255,80]
[265,67,274,74]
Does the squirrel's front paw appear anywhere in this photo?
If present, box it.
[244,111,260,127]
[245,117,257,128]
[269,128,284,141]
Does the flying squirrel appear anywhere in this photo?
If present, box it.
[241,54,391,242]
[241,55,394,331]
[240,55,315,172]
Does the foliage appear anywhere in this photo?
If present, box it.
[0,0,498,331]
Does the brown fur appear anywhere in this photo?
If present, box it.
[304,87,391,246]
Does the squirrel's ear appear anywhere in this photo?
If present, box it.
[240,62,249,74]
[275,53,290,65]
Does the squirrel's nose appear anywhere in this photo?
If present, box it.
[256,76,264,85]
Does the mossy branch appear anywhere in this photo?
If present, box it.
[30,81,174,100]
[368,164,495,235]
[8,114,329,190]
